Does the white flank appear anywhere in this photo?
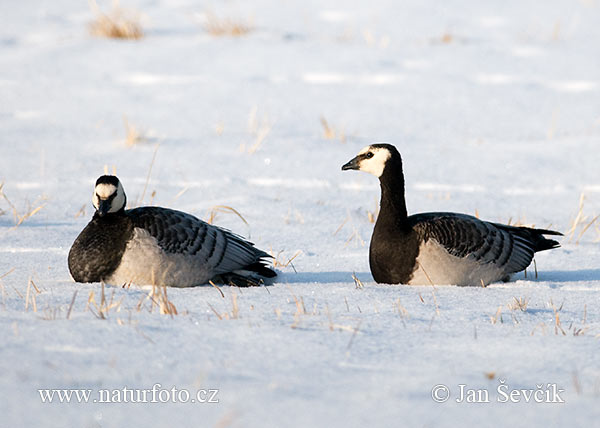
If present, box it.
[106,228,212,287]
[409,240,507,286]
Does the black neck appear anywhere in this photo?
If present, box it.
[93,207,126,221]
[377,157,408,228]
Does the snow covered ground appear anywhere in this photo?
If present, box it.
[1,0,600,426]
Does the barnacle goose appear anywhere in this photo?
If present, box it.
[68,175,276,287]
[341,144,562,286]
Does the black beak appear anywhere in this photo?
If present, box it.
[97,199,111,217]
[341,156,360,171]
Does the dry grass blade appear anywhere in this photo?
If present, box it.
[352,272,364,289]
[508,296,529,312]
[202,12,253,37]
[123,115,148,146]
[418,262,434,286]
[576,214,599,244]
[566,192,598,244]
[240,107,272,154]
[334,216,349,235]
[490,306,503,324]
[66,289,79,320]
[25,278,38,312]
[0,268,15,281]
[206,292,240,320]
[205,205,248,226]
[0,183,47,228]
[209,280,225,298]
[271,250,302,271]
[320,116,346,143]
[346,320,362,351]
[366,197,379,224]
[550,299,566,336]
[156,284,177,316]
[207,302,223,320]
[88,282,124,319]
[89,0,144,40]
[135,143,160,207]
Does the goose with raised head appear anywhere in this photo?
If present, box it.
[342,144,561,286]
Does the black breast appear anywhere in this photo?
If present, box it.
[369,221,421,284]
[68,214,134,283]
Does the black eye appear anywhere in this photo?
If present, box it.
[365,152,374,159]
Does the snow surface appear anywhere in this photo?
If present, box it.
[1,0,600,427]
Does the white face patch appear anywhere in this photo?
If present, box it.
[356,145,391,178]
[92,181,126,213]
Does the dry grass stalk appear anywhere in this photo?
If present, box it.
[441,33,453,43]
[41,305,63,321]
[530,322,548,336]
[576,215,598,244]
[283,208,305,225]
[74,204,87,218]
[207,302,223,320]
[88,282,123,319]
[148,283,178,316]
[0,268,15,281]
[209,280,225,298]
[271,249,301,271]
[0,182,47,228]
[365,197,379,224]
[230,293,239,319]
[418,262,435,286]
[346,320,362,351]
[24,278,40,312]
[506,216,534,228]
[205,205,248,226]
[66,290,79,320]
[89,0,144,40]
[167,187,189,206]
[352,272,364,289]
[550,299,566,335]
[430,289,440,316]
[362,29,391,48]
[566,193,599,243]
[320,116,346,143]
[344,227,366,247]
[395,298,410,318]
[202,12,253,37]
[207,292,240,320]
[135,143,160,207]
[240,107,272,154]
[490,306,503,324]
[123,115,148,146]
[508,296,529,312]
[12,286,24,299]
[334,215,366,247]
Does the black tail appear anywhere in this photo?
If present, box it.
[496,224,562,253]
[213,259,277,287]
[522,227,562,252]
[245,261,277,278]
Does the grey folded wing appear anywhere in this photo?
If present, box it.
[411,213,535,274]
[128,207,268,275]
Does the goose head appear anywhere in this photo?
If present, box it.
[92,175,127,217]
[341,143,400,178]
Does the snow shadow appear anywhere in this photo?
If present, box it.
[278,271,373,284]
[540,269,600,284]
